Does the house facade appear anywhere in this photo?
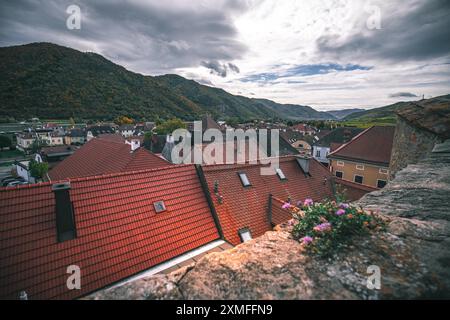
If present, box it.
[312,127,363,166]
[119,124,135,138]
[328,126,395,189]
[16,132,35,151]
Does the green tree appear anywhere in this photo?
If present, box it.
[29,159,49,179]
[143,131,152,150]
[0,135,12,150]
[69,117,76,128]
[225,117,240,128]
[154,118,186,135]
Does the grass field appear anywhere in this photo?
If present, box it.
[0,149,25,159]
[339,116,397,128]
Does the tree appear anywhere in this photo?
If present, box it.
[225,117,240,128]
[0,135,12,150]
[143,131,152,150]
[69,117,76,128]
[29,159,49,179]
[154,118,186,135]
[115,115,134,126]
[30,139,48,154]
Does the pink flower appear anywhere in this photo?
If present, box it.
[313,222,332,232]
[303,198,314,206]
[336,209,346,216]
[282,202,291,209]
[339,203,350,209]
[301,236,313,244]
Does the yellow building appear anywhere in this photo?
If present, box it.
[328,126,395,189]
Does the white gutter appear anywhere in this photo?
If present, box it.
[111,239,225,288]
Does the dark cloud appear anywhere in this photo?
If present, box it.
[389,92,418,98]
[316,0,450,62]
[0,0,248,74]
[228,63,240,73]
[201,60,240,77]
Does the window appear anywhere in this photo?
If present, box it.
[335,171,343,179]
[238,228,252,242]
[275,168,286,180]
[377,180,387,188]
[238,172,251,187]
[153,201,166,213]
[356,164,364,170]
[337,161,344,167]
[354,175,364,184]
[316,150,321,157]
[379,168,389,175]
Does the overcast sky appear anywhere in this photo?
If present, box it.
[1,0,449,110]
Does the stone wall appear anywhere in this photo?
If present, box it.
[86,141,450,300]
[389,116,443,178]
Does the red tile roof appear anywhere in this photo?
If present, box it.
[202,156,334,245]
[49,138,171,180]
[328,126,395,166]
[97,133,125,143]
[271,197,294,226]
[0,165,220,300]
[334,178,378,201]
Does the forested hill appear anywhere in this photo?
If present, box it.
[0,42,335,121]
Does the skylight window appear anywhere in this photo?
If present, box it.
[153,201,166,213]
[276,168,286,180]
[238,172,251,187]
[238,228,252,242]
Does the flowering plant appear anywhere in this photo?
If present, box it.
[282,197,383,257]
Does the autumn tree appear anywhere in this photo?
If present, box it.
[115,116,134,126]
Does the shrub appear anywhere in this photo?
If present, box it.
[282,198,383,257]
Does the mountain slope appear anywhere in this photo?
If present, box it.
[343,95,450,121]
[251,98,334,120]
[156,74,335,120]
[0,42,336,122]
[0,42,201,121]
[327,108,364,119]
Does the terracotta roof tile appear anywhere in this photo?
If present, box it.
[202,156,334,245]
[49,138,171,180]
[328,126,395,166]
[0,165,220,300]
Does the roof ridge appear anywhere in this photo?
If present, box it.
[328,126,373,157]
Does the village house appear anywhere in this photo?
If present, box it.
[312,127,363,166]
[280,129,314,155]
[119,124,135,138]
[49,132,64,146]
[14,154,43,183]
[291,123,316,136]
[328,126,395,189]
[39,145,77,167]
[15,132,35,151]
[64,128,86,145]
[86,125,115,141]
